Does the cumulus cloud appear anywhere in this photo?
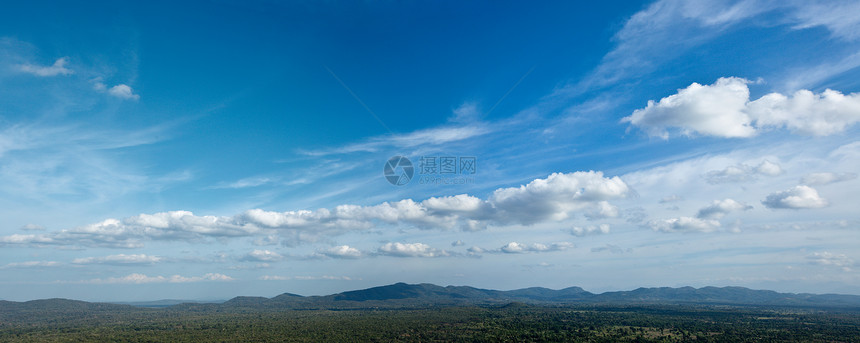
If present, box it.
[18,57,73,76]
[568,224,611,237]
[750,88,860,136]
[451,240,465,247]
[93,79,140,100]
[623,77,860,138]
[696,199,752,219]
[240,249,283,262]
[499,242,573,254]
[0,171,629,248]
[80,273,233,284]
[649,216,721,233]
[622,77,756,138]
[490,171,629,224]
[378,242,449,258]
[801,172,857,185]
[704,160,783,184]
[107,84,140,100]
[71,254,162,265]
[320,245,363,259]
[762,185,828,209]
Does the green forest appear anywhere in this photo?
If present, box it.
[2,303,858,342]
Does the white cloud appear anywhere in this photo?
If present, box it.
[211,177,273,189]
[0,171,630,248]
[72,254,162,265]
[789,1,860,41]
[704,160,783,184]
[320,245,363,259]
[107,84,140,100]
[0,234,55,245]
[451,240,465,247]
[18,57,73,76]
[568,224,611,237]
[378,242,449,258]
[450,102,480,123]
[696,199,752,219]
[762,185,828,209]
[750,88,860,136]
[649,216,721,233]
[800,172,857,186]
[622,77,755,138]
[499,242,573,254]
[807,252,855,271]
[241,249,283,262]
[301,125,490,156]
[81,273,234,284]
[591,0,859,89]
[754,160,783,176]
[467,246,486,255]
[623,77,860,138]
[490,171,629,224]
[0,261,61,269]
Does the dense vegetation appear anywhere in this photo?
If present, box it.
[1,303,858,342]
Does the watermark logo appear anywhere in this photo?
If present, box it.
[383,156,414,186]
[385,155,477,186]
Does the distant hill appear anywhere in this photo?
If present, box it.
[203,283,860,310]
[4,283,860,314]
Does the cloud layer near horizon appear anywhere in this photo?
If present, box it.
[0,171,629,248]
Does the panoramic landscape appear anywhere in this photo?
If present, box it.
[2,0,860,341]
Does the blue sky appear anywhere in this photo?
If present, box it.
[1,0,860,301]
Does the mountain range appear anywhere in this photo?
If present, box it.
[4,283,860,313]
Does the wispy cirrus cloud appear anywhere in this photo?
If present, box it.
[801,172,857,186]
[18,57,73,76]
[299,124,490,156]
[0,261,61,269]
[71,254,162,265]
